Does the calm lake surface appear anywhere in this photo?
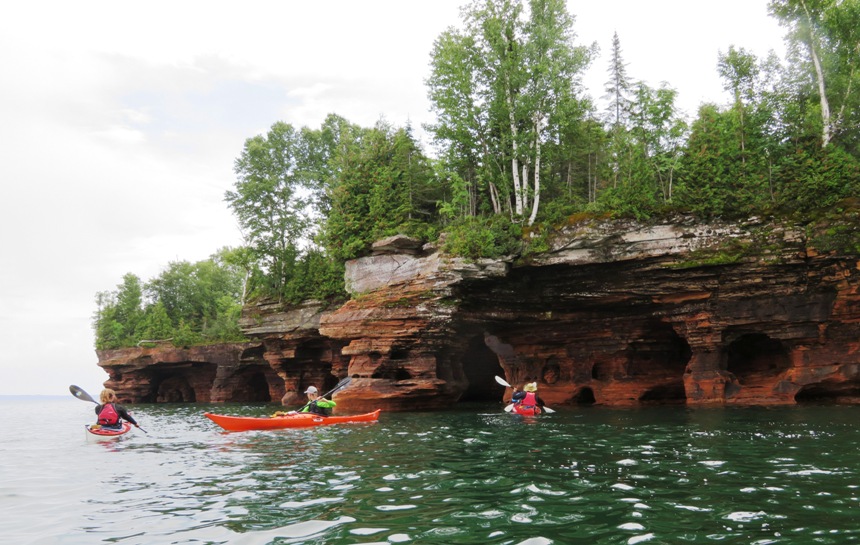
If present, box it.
[2,397,859,545]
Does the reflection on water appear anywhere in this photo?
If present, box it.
[2,398,860,544]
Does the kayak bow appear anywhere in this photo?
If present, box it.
[204,409,382,431]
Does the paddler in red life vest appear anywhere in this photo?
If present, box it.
[95,388,140,430]
[510,382,546,415]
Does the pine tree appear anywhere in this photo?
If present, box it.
[604,32,632,127]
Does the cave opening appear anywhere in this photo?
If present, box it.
[232,369,274,402]
[624,322,691,404]
[460,334,506,402]
[570,387,596,405]
[154,374,196,403]
[794,383,860,404]
[725,333,790,384]
[627,324,692,377]
[639,383,687,405]
[145,362,217,403]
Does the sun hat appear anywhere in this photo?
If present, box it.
[523,382,538,392]
[304,386,318,394]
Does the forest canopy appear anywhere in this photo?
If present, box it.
[94,0,860,349]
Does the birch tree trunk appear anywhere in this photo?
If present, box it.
[528,116,544,225]
[799,0,832,147]
[506,84,524,216]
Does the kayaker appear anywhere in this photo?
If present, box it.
[511,382,546,415]
[95,388,140,429]
[301,386,336,416]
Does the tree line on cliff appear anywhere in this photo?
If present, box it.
[93,0,860,350]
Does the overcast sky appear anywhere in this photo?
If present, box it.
[0,1,786,396]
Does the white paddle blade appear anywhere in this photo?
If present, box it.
[543,406,556,413]
[504,403,514,412]
[495,375,512,388]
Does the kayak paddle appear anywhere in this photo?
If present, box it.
[495,376,516,412]
[69,384,147,433]
[494,375,556,413]
[70,384,97,404]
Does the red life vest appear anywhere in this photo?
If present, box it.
[97,403,120,425]
[513,392,541,415]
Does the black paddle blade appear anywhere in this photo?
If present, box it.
[69,385,97,404]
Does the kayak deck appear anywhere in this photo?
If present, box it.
[85,422,132,440]
[204,409,382,431]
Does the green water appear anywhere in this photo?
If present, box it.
[3,398,859,544]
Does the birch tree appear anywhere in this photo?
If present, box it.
[427,0,591,226]
[769,0,860,147]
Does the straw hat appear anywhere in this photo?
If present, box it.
[523,382,538,392]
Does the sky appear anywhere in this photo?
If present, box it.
[0,1,786,396]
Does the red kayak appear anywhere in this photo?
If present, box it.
[204,409,382,431]
[511,404,541,416]
[85,422,133,441]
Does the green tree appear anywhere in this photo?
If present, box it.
[225,122,311,300]
[718,46,760,168]
[427,22,507,217]
[604,31,632,128]
[137,302,173,342]
[629,83,688,203]
[321,122,440,261]
[92,273,144,349]
[145,258,243,335]
[428,0,592,225]
[769,0,860,148]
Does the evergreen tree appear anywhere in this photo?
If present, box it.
[604,31,632,127]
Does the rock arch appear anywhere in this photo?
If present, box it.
[148,362,217,402]
[229,368,277,402]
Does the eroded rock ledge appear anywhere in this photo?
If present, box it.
[98,219,860,410]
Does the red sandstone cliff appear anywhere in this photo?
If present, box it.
[98,216,860,410]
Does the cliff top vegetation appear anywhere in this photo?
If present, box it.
[94,0,860,350]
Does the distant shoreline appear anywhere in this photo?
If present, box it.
[0,395,67,399]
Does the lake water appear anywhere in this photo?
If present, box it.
[2,396,859,545]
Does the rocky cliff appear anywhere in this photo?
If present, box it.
[98,216,860,410]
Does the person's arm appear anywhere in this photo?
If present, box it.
[116,404,139,426]
[511,391,526,402]
[316,399,336,408]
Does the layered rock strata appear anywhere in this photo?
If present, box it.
[98,219,860,410]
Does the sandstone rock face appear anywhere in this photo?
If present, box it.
[96,217,860,410]
[98,342,280,404]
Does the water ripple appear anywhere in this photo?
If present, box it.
[5,400,860,544]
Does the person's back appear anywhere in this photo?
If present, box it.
[95,388,139,428]
[511,382,544,415]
